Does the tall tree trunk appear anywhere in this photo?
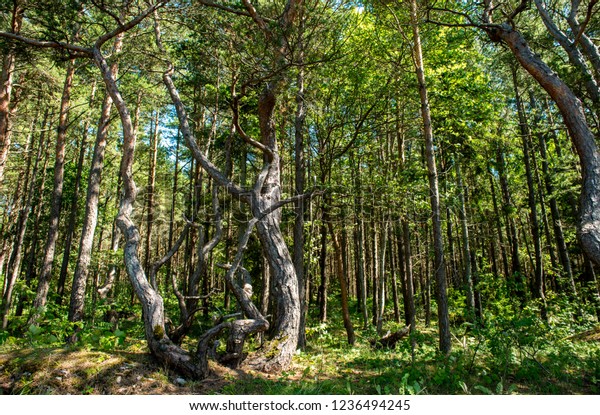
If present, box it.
[411,0,451,354]
[536,100,578,298]
[294,45,307,348]
[327,220,355,345]
[401,219,416,331]
[0,1,23,184]
[98,176,121,301]
[29,58,76,324]
[377,222,388,335]
[512,67,547,319]
[57,81,97,304]
[489,171,510,278]
[457,162,476,318]
[16,116,51,317]
[496,144,525,298]
[318,204,328,323]
[1,117,42,328]
[69,33,123,334]
[352,152,368,328]
[145,110,160,285]
[390,229,401,324]
[166,130,180,293]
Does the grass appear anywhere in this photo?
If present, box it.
[1,295,599,395]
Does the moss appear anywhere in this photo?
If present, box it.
[264,335,289,359]
[153,325,165,340]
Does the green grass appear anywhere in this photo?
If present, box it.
[1,293,599,394]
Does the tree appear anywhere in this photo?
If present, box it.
[0,0,23,184]
[478,0,600,268]
[68,31,124,337]
[410,0,451,354]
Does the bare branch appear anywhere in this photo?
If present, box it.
[90,0,124,26]
[574,0,598,46]
[257,189,324,220]
[242,0,271,34]
[149,221,190,289]
[153,13,249,201]
[232,95,275,159]
[508,0,530,23]
[0,31,92,56]
[96,1,169,48]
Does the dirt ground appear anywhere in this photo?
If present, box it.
[0,347,241,395]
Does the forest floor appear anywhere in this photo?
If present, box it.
[1,322,599,395]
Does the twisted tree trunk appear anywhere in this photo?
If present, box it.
[485,21,600,268]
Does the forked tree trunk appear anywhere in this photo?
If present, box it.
[157,12,299,374]
[92,39,228,380]
[248,86,300,372]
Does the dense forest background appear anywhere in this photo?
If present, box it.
[1,0,600,394]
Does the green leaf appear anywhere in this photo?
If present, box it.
[474,385,494,395]
[28,324,43,336]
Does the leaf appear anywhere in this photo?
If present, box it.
[28,324,43,336]
[474,385,494,395]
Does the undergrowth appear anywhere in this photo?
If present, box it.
[1,291,599,394]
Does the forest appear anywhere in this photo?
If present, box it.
[0,0,600,395]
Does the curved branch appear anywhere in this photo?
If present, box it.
[149,221,190,290]
[232,96,274,159]
[574,0,598,46]
[242,0,271,35]
[95,1,168,48]
[154,13,249,201]
[0,31,92,56]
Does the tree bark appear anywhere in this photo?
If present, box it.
[0,1,24,184]
[1,117,42,328]
[144,110,160,285]
[411,0,451,354]
[29,58,76,324]
[456,162,476,318]
[57,81,97,304]
[69,33,123,333]
[327,220,355,345]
